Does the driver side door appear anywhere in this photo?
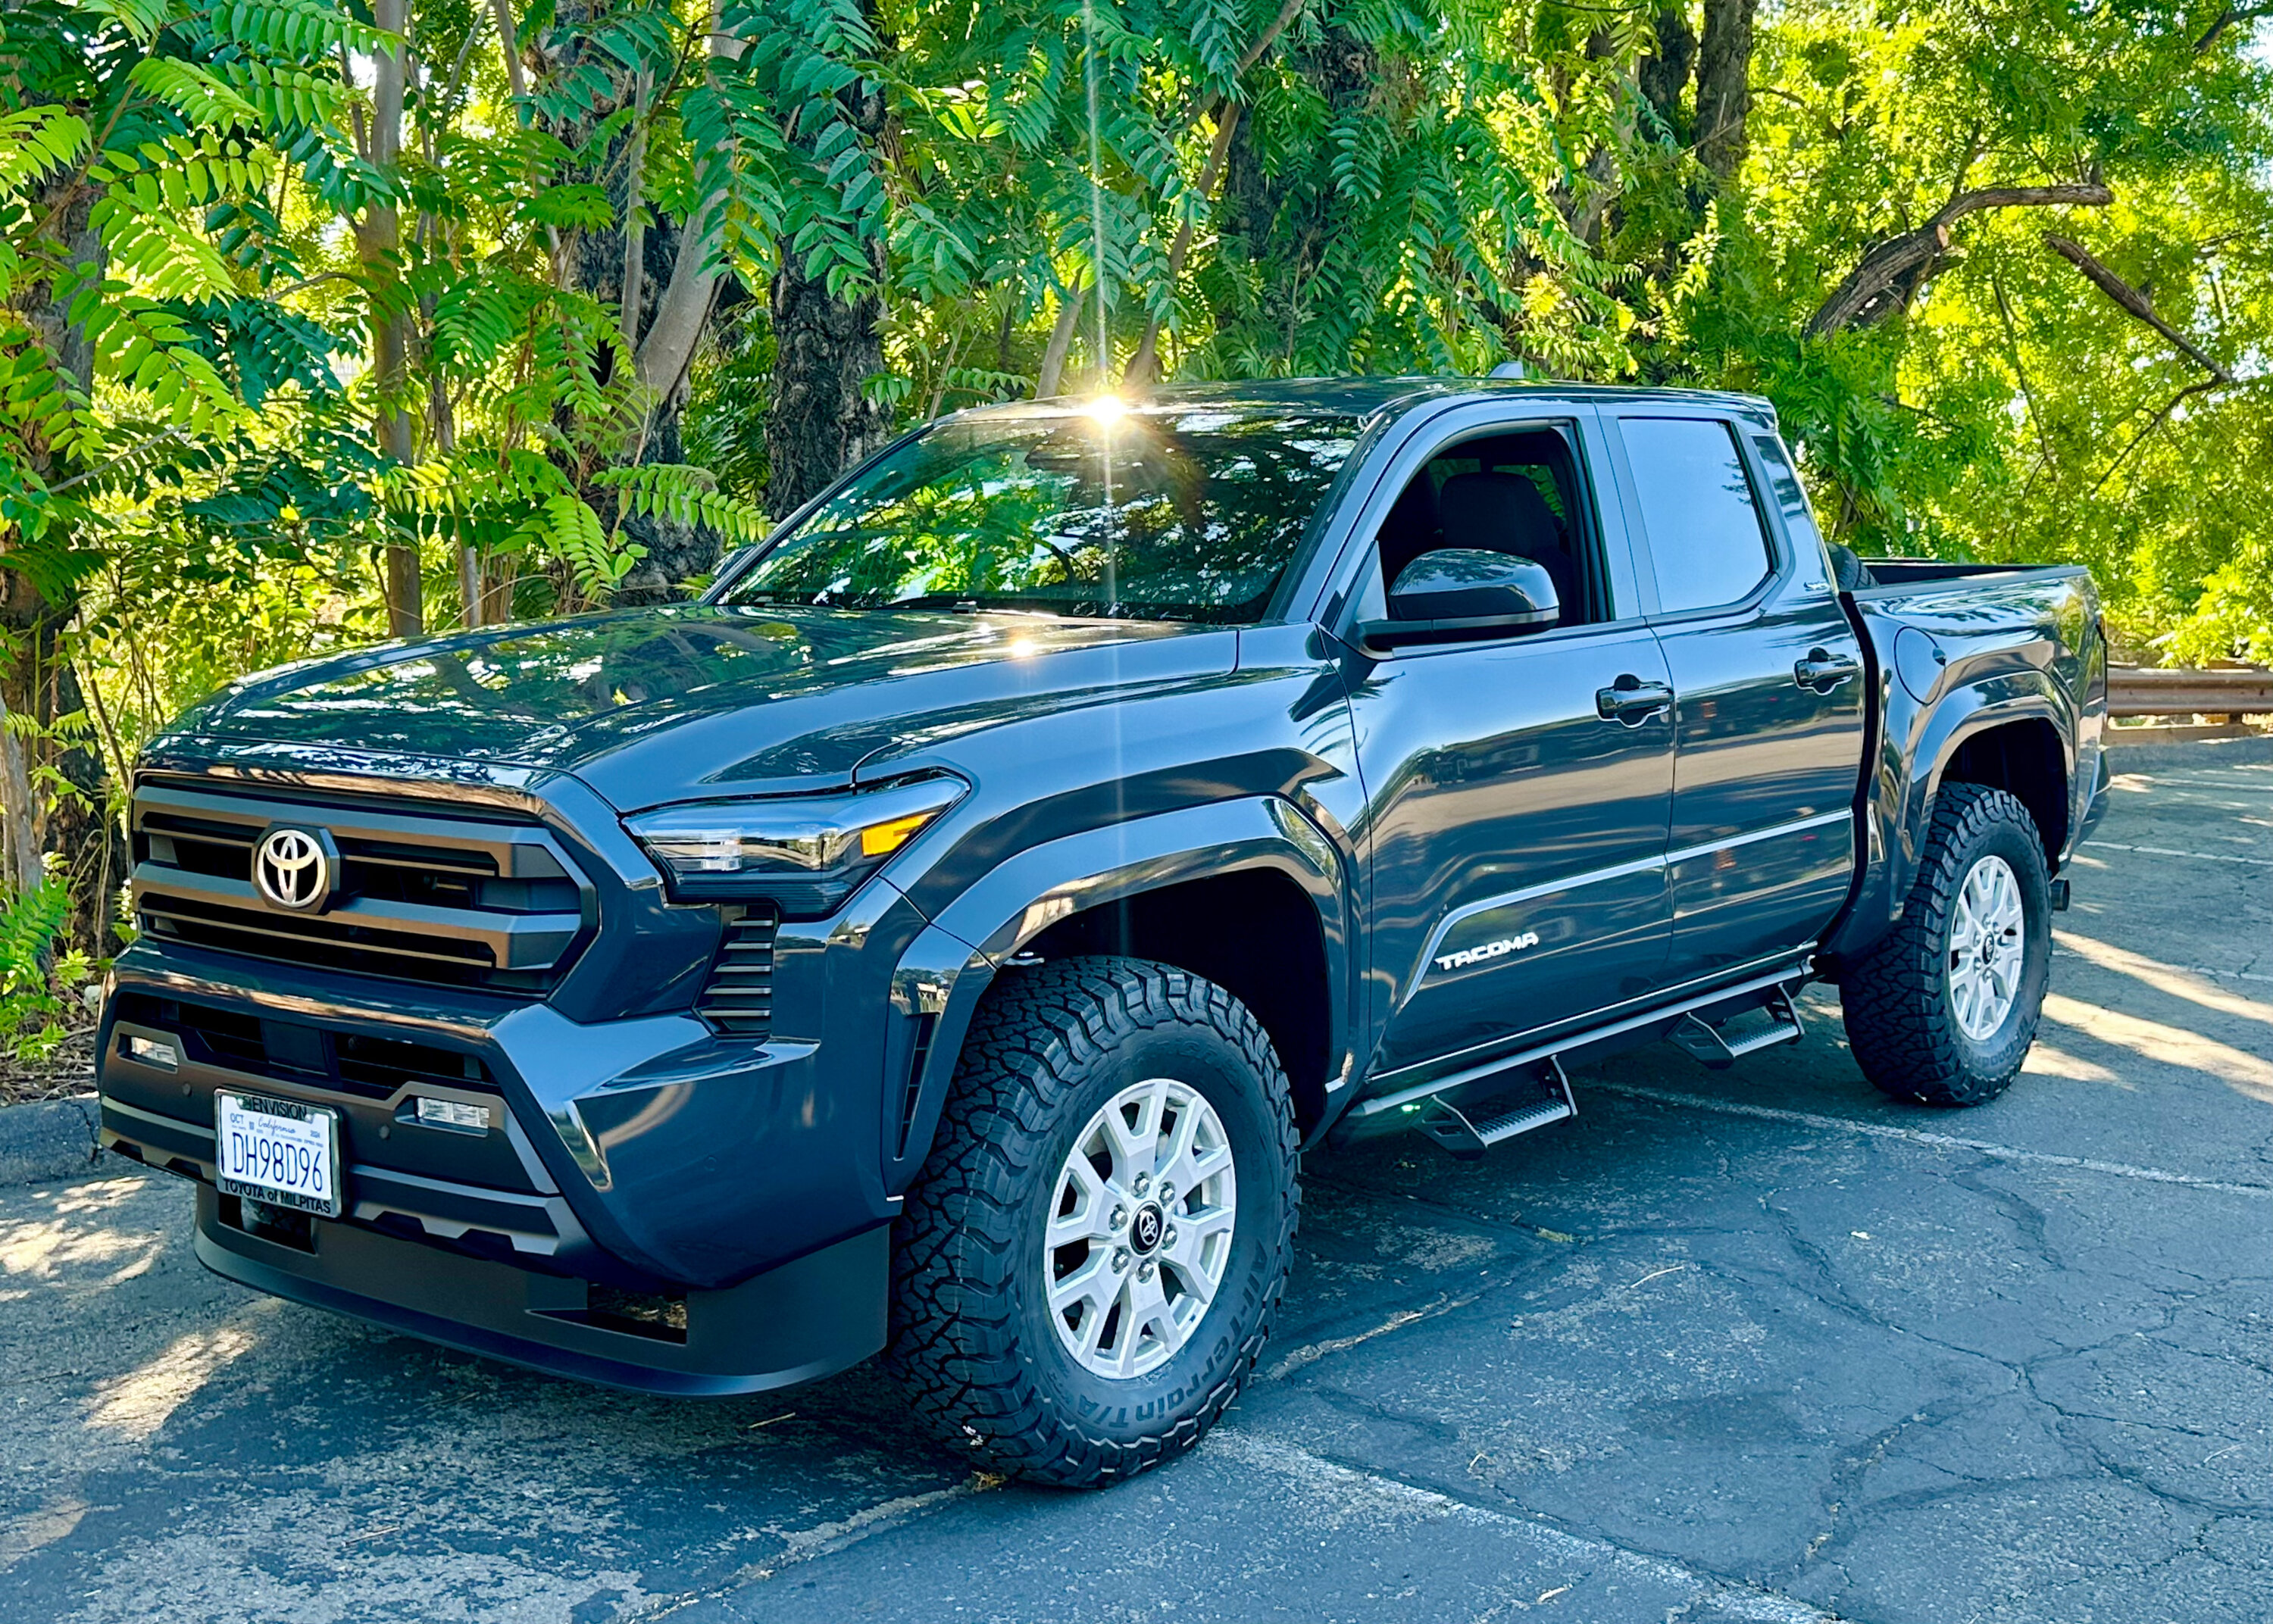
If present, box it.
[1333,408,1677,1081]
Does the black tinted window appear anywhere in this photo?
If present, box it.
[721,407,1361,623]
[1620,417,1773,613]
[1369,426,1607,624]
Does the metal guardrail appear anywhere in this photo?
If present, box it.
[2108,667,2273,717]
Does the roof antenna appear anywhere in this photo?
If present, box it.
[1488,360,1529,379]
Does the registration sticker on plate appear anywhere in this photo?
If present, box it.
[215,1092,342,1219]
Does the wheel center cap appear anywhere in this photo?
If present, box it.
[1129,1203,1166,1255]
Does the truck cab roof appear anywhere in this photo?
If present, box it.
[964,376,1781,429]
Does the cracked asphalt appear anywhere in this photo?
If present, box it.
[5,737,2271,1623]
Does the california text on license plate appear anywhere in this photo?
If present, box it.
[215,1092,342,1218]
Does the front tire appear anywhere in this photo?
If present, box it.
[886,957,1299,1488]
[1841,783,2053,1107]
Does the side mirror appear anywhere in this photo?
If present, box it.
[1359,548,1560,652]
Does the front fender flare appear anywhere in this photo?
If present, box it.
[877,796,1353,1188]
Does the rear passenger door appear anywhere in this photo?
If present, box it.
[1607,414,1868,986]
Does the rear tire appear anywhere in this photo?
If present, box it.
[1841,783,2053,1107]
[886,957,1299,1488]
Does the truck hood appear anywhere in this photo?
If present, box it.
[161,605,1235,810]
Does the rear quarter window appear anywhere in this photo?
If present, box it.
[1619,417,1775,614]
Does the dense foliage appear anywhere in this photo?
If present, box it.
[0,0,2268,989]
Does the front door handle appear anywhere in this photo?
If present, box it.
[1596,675,1674,726]
[1794,648,1862,693]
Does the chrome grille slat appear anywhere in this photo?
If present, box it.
[141,903,496,970]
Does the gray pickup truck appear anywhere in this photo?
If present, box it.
[96,378,2107,1486]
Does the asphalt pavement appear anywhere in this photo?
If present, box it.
[5,737,2270,1623]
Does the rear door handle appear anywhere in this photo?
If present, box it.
[1793,648,1862,693]
[1596,676,1674,726]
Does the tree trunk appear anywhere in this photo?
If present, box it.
[538,2,739,598]
[1213,26,1378,370]
[1694,0,1755,184]
[363,0,423,637]
[1639,4,1696,139]
[3,178,122,951]
[1036,278,1085,398]
[766,240,892,517]
[764,67,893,517]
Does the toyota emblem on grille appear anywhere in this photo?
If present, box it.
[255,826,332,912]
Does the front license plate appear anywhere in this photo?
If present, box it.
[215,1092,343,1218]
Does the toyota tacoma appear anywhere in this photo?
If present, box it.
[96,378,2109,1485]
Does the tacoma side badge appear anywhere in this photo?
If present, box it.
[1437,931,1541,972]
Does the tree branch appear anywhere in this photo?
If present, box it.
[488,0,561,267]
[631,12,746,403]
[1171,0,1312,138]
[1807,181,2113,337]
[2195,2,2273,52]
[2088,377,2224,496]
[2042,232,2233,383]
[1123,104,1243,386]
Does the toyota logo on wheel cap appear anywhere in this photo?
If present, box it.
[254,826,333,912]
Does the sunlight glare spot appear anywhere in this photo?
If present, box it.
[0,1498,88,1569]
[2021,1042,2123,1085]
[87,1324,259,1441]
[0,1219,161,1281]
[2058,932,2273,1029]
[2043,992,2273,1104]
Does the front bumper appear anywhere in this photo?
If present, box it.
[98,857,930,1295]
[193,1185,886,1394]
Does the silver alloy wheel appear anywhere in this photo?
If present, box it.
[1043,1076,1239,1380]
[1947,852,2027,1041]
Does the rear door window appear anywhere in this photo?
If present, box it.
[1618,417,1774,614]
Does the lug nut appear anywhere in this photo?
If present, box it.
[1163,1227,1178,1248]
[1133,1174,1150,1195]
[1111,1248,1130,1272]
[1137,1261,1155,1282]
[1111,1206,1127,1229]
[1158,1185,1174,1205]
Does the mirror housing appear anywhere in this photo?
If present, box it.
[1358,548,1560,652]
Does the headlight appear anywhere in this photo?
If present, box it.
[627,773,967,914]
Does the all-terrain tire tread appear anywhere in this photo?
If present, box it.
[884,956,1299,1487]
[1840,782,2047,1107]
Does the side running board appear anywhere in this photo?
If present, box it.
[1668,985,1804,1070]
[1350,958,1813,1132]
[1417,1057,1577,1161]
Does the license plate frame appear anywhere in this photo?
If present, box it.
[215,1091,344,1219]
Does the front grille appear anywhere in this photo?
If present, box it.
[130,779,591,995]
[695,907,777,1036]
[114,992,496,1101]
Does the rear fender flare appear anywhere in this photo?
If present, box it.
[1828,670,2071,960]
[878,797,1353,1188]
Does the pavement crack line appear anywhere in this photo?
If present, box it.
[1265,1293,1483,1380]
[624,1478,991,1619]
[2084,839,2273,867]
[1205,1429,1837,1623]
[1596,1084,2273,1198]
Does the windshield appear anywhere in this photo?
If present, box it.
[719,407,1363,623]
